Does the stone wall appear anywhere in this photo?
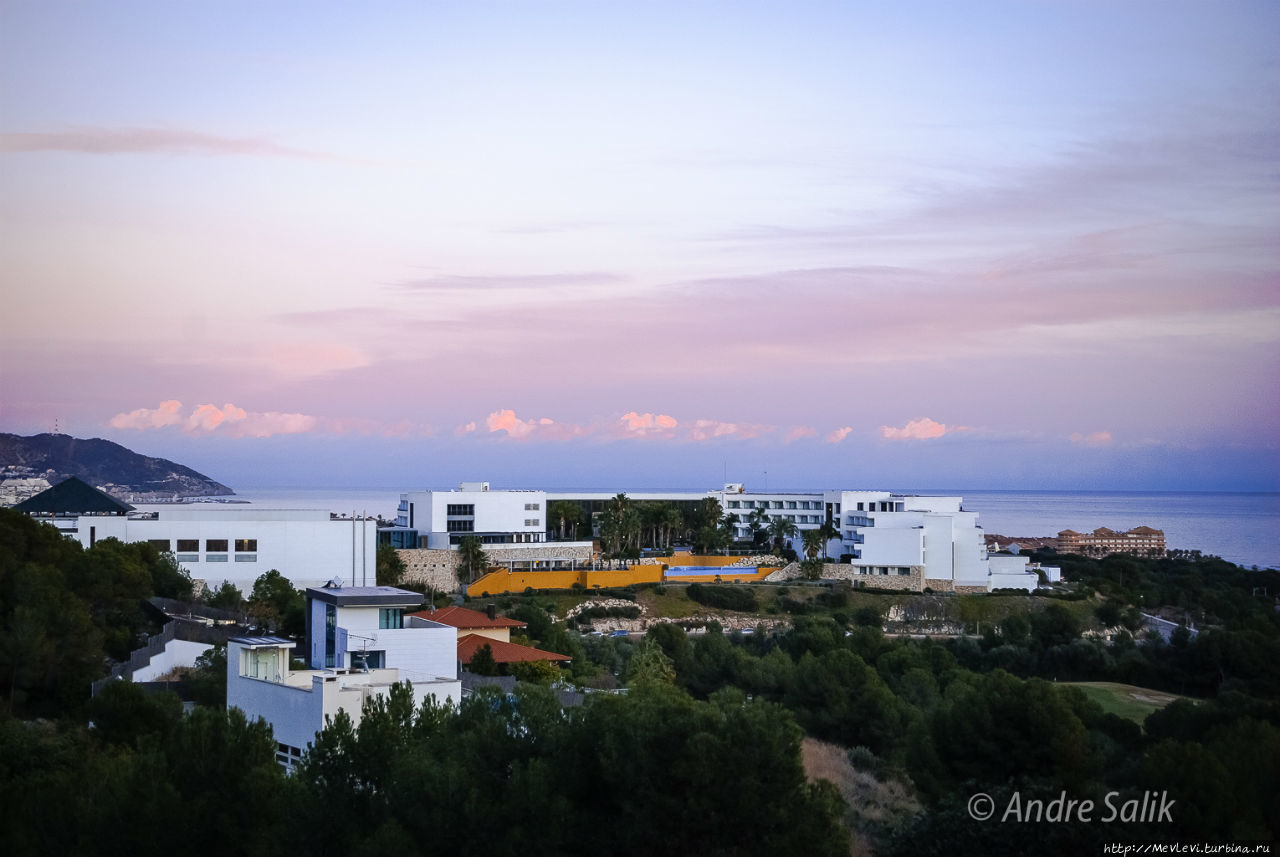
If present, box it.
[923,578,956,593]
[398,543,596,592]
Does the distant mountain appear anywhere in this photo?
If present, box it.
[0,433,233,502]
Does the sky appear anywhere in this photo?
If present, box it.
[1,0,1277,492]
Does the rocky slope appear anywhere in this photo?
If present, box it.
[0,433,233,503]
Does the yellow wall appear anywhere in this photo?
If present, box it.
[467,557,780,595]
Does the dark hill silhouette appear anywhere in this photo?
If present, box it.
[0,433,232,501]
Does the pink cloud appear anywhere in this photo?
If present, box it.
[826,426,853,444]
[108,400,184,430]
[483,409,588,441]
[785,426,818,442]
[382,420,413,438]
[1070,430,1113,447]
[455,421,477,435]
[689,419,774,441]
[881,417,961,441]
[620,411,679,436]
[186,403,247,432]
[107,400,318,438]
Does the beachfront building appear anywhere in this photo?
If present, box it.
[228,584,460,769]
[388,481,1045,592]
[1057,526,1166,559]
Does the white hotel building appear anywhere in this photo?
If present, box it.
[385,482,1043,592]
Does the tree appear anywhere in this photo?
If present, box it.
[767,516,799,554]
[144,546,195,600]
[600,493,640,557]
[626,637,676,688]
[746,506,770,547]
[662,505,686,548]
[247,569,304,636]
[547,500,581,541]
[801,528,825,561]
[467,643,499,676]
[376,543,407,586]
[816,519,841,560]
[509,658,559,684]
[455,535,490,586]
[205,580,244,612]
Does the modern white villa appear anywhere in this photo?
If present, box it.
[227,584,460,768]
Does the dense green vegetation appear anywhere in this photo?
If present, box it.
[2,505,1277,853]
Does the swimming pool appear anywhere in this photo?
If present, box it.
[664,566,756,576]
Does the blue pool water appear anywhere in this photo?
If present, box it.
[664,566,757,577]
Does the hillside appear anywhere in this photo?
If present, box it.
[0,432,233,502]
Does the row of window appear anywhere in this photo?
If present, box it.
[523,518,540,527]
[727,499,823,510]
[148,538,257,552]
[446,520,475,532]
[174,553,256,563]
[524,503,540,511]
[446,504,475,516]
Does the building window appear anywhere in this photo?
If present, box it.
[524,503,540,511]
[446,504,475,516]
[176,554,199,563]
[378,608,403,629]
[176,539,199,552]
[524,519,540,527]
[786,501,796,509]
[206,554,228,562]
[727,501,740,509]
[325,604,336,668]
[742,501,755,508]
[206,539,228,552]
[352,650,385,669]
[235,539,257,552]
[446,520,474,532]
[235,555,257,562]
[147,539,171,551]
[772,501,783,509]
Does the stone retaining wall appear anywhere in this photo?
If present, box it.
[399,544,596,592]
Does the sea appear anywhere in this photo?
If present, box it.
[143,487,1280,571]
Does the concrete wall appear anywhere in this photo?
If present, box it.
[131,639,213,682]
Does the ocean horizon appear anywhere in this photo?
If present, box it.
[131,485,1280,572]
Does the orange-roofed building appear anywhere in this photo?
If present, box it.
[457,634,570,665]
[408,605,526,643]
[407,604,570,667]
[1057,526,1166,559]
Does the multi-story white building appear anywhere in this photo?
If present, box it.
[227,584,460,769]
[62,507,377,593]
[392,482,553,549]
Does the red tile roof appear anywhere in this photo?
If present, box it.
[457,633,570,664]
[407,605,526,630]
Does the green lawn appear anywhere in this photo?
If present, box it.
[1060,681,1191,725]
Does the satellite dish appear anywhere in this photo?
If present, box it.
[326,577,344,589]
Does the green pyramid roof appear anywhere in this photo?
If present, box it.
[13,476,134,514]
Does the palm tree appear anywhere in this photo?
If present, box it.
[662,505,684,548]
[816,519,841,561]
[456,535,490,586]
[801,528,824,561]
[767,516,799,554]
[548,500,581,541]
[601,493,640,557]
[747,507,769,548]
